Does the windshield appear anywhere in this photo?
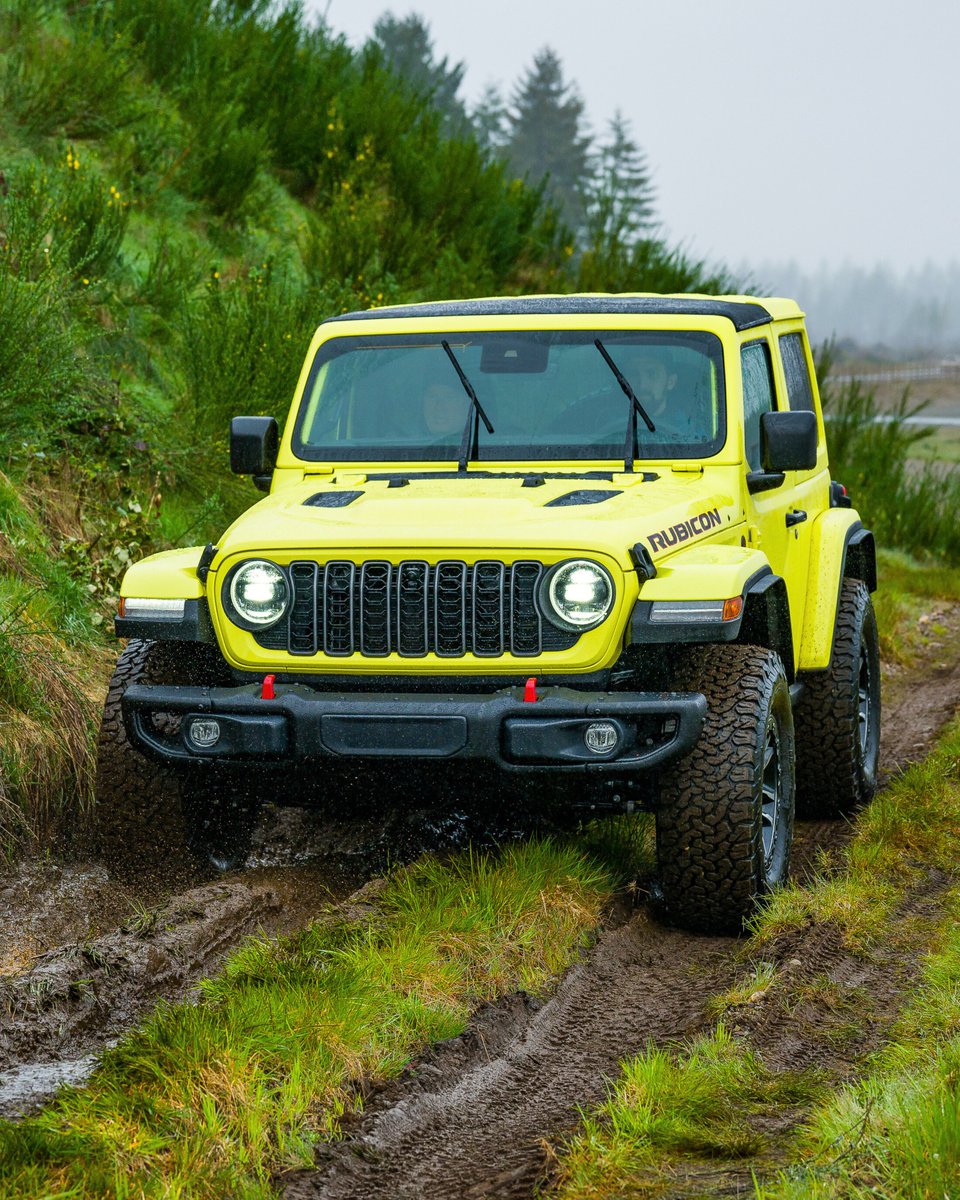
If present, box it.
[292,329,725,462]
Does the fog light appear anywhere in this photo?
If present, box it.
[584,721,620,755]
[189,718,221,748]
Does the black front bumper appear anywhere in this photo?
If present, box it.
[122,682,707,774]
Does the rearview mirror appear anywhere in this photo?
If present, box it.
[761,410,818,472]
[231,416,278,484]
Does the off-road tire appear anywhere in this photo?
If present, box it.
[794,579,880,818]
[655,645,795,934]
[94,639,257,879]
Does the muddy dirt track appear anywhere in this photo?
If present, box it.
[283,614,960,1200]
[1,606,959,1193]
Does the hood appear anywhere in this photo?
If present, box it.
[214,471,741,567]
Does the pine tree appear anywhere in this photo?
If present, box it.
[471,82,507,155]
[504,47,592,231]
[586,111,656,249]
[372,12,468,132]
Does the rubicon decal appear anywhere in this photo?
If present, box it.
[647,508,722,553]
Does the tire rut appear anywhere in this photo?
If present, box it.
[284,910,741,1200]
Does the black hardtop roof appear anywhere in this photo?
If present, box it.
[327,295,773,332]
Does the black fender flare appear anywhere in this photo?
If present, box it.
[739,571,794,682]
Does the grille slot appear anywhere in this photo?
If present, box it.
[264,559,580,659]
[323,562,355,656]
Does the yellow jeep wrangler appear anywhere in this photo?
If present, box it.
[97,294,879,932]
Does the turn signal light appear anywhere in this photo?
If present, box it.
[722,596,744,622]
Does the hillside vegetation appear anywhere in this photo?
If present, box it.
[0,0,732,854]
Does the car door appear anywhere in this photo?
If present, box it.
[740,337,813,669]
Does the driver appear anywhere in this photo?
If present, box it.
[422,382,469,438]
[633,355,678,423]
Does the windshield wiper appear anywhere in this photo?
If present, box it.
[593,339,656,473]
[441,339,495,472]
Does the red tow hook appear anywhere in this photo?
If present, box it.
[523,676,538,703]
[261,674,276,700]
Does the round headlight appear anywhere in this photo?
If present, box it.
[228,561,289,627]
[542,560,614,630]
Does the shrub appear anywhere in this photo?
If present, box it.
[175,264,316,443]
[0,270,95,451]
[818,345,960,563]
[2,13,145,141]
[0,154,128,284]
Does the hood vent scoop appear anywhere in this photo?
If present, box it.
[545,489,621,508]
[304,490,363,508]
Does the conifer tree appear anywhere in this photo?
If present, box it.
[586,111,656,249]
[372,11,468,132]
[504,47,592,230]
[471,82,508,155]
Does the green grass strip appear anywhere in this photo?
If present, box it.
[544,1026,821,1199]
[0,841,613,1199]
[752,716,960,953]
[755,886,960,1200]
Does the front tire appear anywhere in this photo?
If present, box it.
[93,639,260,879]
[794,579,881,818]
[655,645,795,934]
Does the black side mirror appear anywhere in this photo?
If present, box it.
[761,410,818,472]
[231,416,278,490]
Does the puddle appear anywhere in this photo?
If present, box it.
[0,1051,105,1118]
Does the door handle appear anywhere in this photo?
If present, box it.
[785,509,808,528]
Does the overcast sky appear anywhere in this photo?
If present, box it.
[309,0,959,279]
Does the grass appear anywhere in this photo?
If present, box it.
[751,715,960,955]
[543,1026,822,1200]
[541,716,960,1198]
[872,547,960,662]
[706,962,778,1019]
[0,840,619,1198]
[755,887,960,1199]
[911,424,960,465]
[819,348,960,564]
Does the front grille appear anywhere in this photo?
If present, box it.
[254,560,579,658]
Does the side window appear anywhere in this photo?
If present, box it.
[779,332,816,412]
[740,340,776,471]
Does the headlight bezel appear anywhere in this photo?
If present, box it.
[222,559,290,631]
[539,558,615,632]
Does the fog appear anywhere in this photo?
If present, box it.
[309,0,960,352]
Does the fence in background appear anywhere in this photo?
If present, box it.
[830,361,960,385]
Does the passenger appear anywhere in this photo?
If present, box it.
[550,348,694,442]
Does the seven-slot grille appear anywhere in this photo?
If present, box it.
[253,560,579,658]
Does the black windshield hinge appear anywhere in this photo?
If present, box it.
[196,543,218,583]
[629,542,658,581]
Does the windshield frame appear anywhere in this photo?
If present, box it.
[289,327,727,464]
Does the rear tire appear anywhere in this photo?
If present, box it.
[794,579,880,818]
[655,645,795,934]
